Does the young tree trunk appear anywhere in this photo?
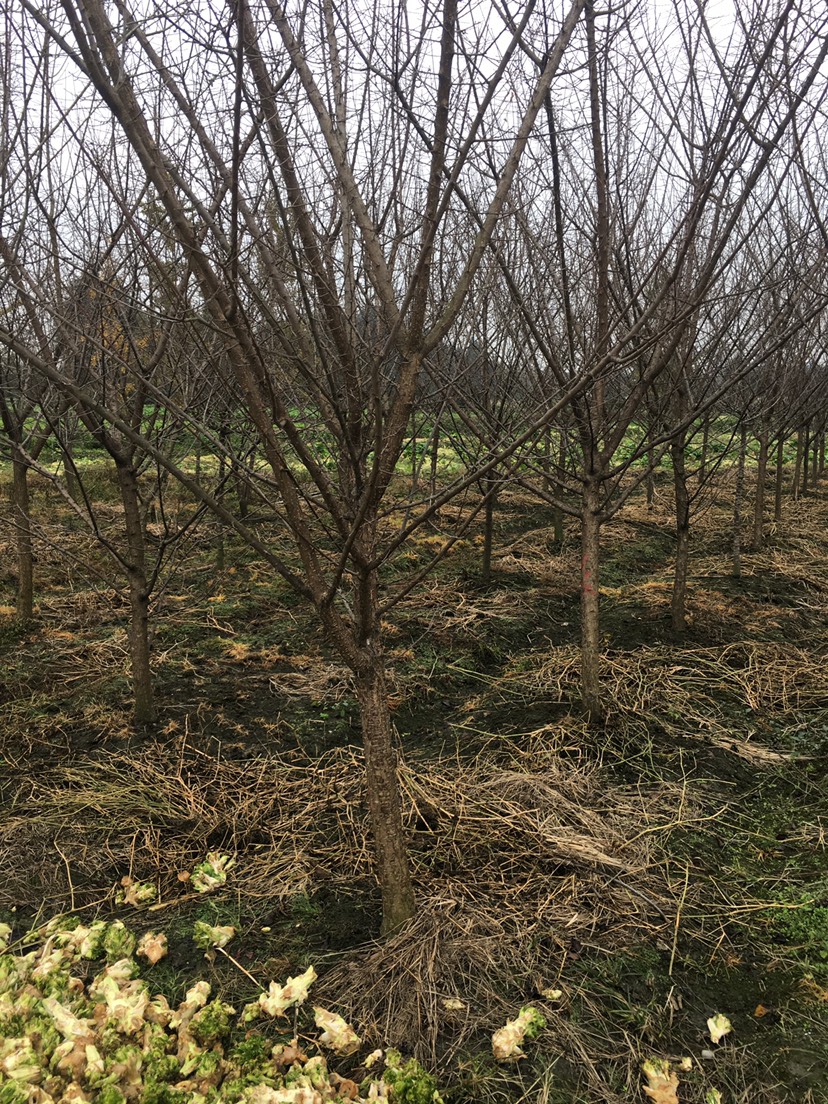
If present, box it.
[671,433,690,634]
[551,429,567,543]
[774,430,785,523]
[813,428,822,485]
[12,452,34,621]
[802,422,811,494]
[354,659,416,934]
[216,421,229,570]
[819,430,826,478]
[646,445,655,510]
[580,479,603,720]
[793,426,804,499]
[481,480,496,585]
[732,424,747,579]
[115,462,156,725]
[751,422,769,551]
[698,414,710,483]
[428,418,441,502]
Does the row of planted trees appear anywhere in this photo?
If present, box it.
[2,0,828,932]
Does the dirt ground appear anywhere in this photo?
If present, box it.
[1,470,828,1103]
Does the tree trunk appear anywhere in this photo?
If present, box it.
[793,426,804,500]
[802,422,810,494]
[774,430,785,523]
[671,434,690,634]
[481,480,496,585]
[646,445,655,510]
[732,424,747,579]
[819,430,826,478]
[428,418,441,502]
[12,453,34,621]
[580,480,603,720]
[549,428,566,543]
[698,414,710,483]
[813,428,822,485]
[115,462,156,725]
[354,660,416,934]
[751,423,769,551]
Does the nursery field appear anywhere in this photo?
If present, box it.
[2,468,828,1104]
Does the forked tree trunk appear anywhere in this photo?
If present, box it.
[115,462,156,725]
[732,424,747,578]
[354,660,416,934]
[11,453,34,621]
[774,430,785,523]
[580,479,603,720]
[671,433,690,634]
[751,423,769,551]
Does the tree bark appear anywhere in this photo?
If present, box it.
[354,660,416,934]
[481,479,496,585]
[698,414,710,483]
[580,479,603,720]
[802,421,810,494]
[12,453,34,621]
[732,424,747,579]
[645,446,655,511]
[774,430,785,523]
[793,425,804,499]
[671,433,690,634]
[115,462,156,725]
[751,422,769,551]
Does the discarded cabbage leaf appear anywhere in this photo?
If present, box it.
[441,998,465,1011]
[191,852,236,893]
[136,931,168,965]
[258,966,317,1017]
[0,1037,41,1084]
[102,921,137,961]
[117,878,157,907]
[641,1058,679,1104]
[705,1091,723,1104]
[313,1007,360,1056]
[0,922,11,952]
[707,1013,733,1044]
[540,987,563,1001]
[491,1006,546,1060]
[193,921,236,953]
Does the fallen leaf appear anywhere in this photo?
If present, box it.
[754,1004,770,1018]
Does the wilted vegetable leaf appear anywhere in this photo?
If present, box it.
[258,966,317,1017]
[705,1090,723,1104]
[191,851,236,893]
[641,1058,679,1104]
[117,877,157,907]
[136,931,168,965]
[313,1007,360,1056]
[491,1007,546,1060]
[193,921,236,954]
[707,1013,733,1044]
